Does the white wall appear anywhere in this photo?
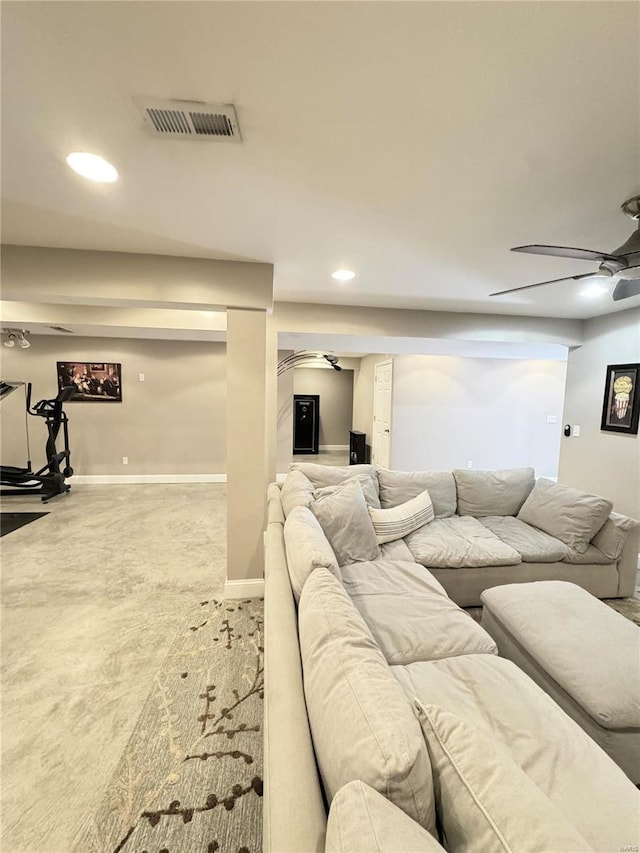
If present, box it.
[390,355,567,476]
[558,307,640,518]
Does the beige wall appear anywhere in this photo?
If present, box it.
[293,367,354,447]
[0,336,226,475]
[558,307,640,519]
[391,355,567,477]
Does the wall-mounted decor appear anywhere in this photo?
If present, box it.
[57,362,122,402]
[600,363,639,434]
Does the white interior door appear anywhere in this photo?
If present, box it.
[372,360,393,468]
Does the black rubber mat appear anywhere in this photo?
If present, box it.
[0,512,49,537]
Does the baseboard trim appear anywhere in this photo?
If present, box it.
[71,474,227,485]
[224,578,264,599]
[319,445,349,451]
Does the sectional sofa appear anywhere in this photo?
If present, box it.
[263,464,640,853]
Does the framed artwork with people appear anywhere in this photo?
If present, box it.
[56,361,123,402]
[600,363,639,434]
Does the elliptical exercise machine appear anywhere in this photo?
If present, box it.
[0,381,74,502]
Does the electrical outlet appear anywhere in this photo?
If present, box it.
[572,425,581,437]
[122,456,128,465]
[139,373,145,382]
[467,460,473,469]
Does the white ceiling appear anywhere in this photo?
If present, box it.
[1,1,639,322]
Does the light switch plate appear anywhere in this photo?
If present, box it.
[572,425,581,437]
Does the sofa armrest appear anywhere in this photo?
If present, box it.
[614,519,640,597]
[264,517,327,853]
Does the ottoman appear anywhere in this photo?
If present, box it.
[481,581,640,783]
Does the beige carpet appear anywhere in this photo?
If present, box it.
[74,597,264,853]
[1,484,228,853]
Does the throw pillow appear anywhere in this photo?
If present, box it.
[299,569,435,833]
[367,489,434,544]
[415,702,594,853]
[518,478,613,554]
[283,506,340,601]
[311,480,380,566]
[314,473,381,509]
[326,781,445,853]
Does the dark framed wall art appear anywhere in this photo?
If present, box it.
[57,362,123,402]
[600,363,639,434]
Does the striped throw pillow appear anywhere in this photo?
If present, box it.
[368,489,434,544]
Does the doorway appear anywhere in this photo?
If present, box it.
[372,360,393,467]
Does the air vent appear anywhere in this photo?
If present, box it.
[133,97,241,142]
[49,326,74,333]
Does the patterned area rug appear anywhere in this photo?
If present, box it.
[75,598,263,853]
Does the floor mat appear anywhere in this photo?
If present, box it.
[75,597,264,853]
[0,512,48,537]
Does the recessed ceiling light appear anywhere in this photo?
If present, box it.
[580,284,608,298]
[331,269,356,281]
[66,152,118,183]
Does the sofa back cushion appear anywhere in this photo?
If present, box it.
[377,468,456,518]
[326,781,445,853]
[291,461,377,489]
[283,506,340,601]
[299,568,436,833]
[311,480,380,566]
[453,467,535,517]
[280,469,315,518]
[314,473,381,509]
[415,702,593,853]
[518,478,613,554]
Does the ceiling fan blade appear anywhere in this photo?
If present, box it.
[490,272,597,297]
[511,245,618,262]
[612,279,640,301]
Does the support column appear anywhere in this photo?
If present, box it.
[225,308,268,598]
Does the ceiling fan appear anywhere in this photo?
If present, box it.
[492,195,640,301]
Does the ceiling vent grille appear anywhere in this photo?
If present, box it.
[133,98,241,142]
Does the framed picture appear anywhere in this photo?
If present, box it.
[57,362,123,403]
[600,363,640,434]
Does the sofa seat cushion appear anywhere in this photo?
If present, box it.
[299,568,435,833]
[518,478,613,554]
[311,480,380,566]
[392,654,640,853]
[283,506,340,601]
[404,517,521,568]
[326,781,446,853]
[379,537,416,562]
[479,516,570,562]
[377,468,456,518]
[453,467,535,517]
[340,559,497,665]
[415,702,593,853]
[480,582,640,730]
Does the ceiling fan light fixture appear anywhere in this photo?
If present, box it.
[580,284,608,298]
[3,333,16,348]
